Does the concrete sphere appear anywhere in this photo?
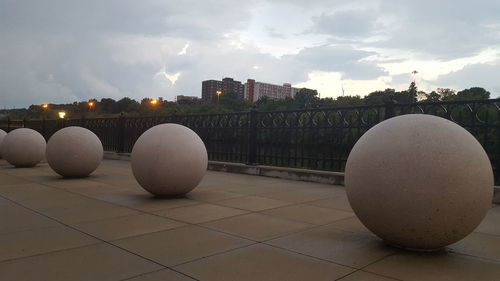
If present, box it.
[131,124,208,196]
[345,114,493,250]
[46,126,103,178]
[1,128,46,167]
[0,129,6,158]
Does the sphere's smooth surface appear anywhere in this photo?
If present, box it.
[345,114,493,250]
[46,126,103,178]
[1,128,46,167]
[131,123,208,196]
[0,129,6,158]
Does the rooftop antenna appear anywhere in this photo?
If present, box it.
[411,70,418,82]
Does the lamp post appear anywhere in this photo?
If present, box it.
[41,104,49,138]
[88,101,95,111]
[58,111,66,129]
[216,90,222,103]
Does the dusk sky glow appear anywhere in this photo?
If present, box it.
[1,0,499,108]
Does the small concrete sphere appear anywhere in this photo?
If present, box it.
[131,123,208,196]
[1,128,46,167]
[46,126,103,178]
[345,114,493,250]
[0,129,6,158]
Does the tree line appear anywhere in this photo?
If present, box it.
[0,84,493,120]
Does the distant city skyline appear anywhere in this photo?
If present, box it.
[1,0,499,108]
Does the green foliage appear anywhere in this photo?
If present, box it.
[0,84,495,121]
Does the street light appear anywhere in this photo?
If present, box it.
[150,99,159,106]
[58,111,66,119]
[88,101,95,109]
[216,90,222,103]
[41,104,49,109]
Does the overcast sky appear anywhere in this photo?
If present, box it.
[1,0,499,108]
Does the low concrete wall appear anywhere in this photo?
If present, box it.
[104,151,499,203]
[104,151,343,185]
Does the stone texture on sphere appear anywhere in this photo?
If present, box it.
[0,129,6,158]
[46,126,103,178]
[1,128,46,167]
[345,114,493,250]
[131,123,208,196]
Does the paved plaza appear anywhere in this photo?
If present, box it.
[0,159,499,281]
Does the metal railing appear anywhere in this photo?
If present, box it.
[2,98,500,184]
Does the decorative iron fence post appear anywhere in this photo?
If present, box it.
[384,98,396,120]
[247,109,258,165]
[117,113,125,153]
[42,117,46,140]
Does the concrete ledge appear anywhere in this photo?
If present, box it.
[103,152,344,185]
[104,151,131,161]
[208,161,344,185]
[103,152,500,202]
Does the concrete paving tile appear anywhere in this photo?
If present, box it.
[175,244,354,281]
[113,225,253,266]
[0,243,163,281]
[307,194,354,212]
[39,200,138,224]
[267,225,395,268]
[337,271,400,281]
[217,195,292,211]
[262,204,355,225]
[202,213,313,241]
[0,225,98,261]
[328,216,372,234]
[125,269,196,281]
[473,206,500,236]
[448,232,500,262]
[41,177,114,190]
[0,173,29,185]
[0,183,93,210]
[259,188,335,203]
[186,189,246,202]
[365,251,500,281]
[73,213,185,241]
[116,196,200,212]
[0,203,60,234]
[155,203,248,224]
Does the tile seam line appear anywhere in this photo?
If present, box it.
[0,193,173,268]
[0,192,204,281]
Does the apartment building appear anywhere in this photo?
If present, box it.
[201,77,244,102]
[244,79,301,103]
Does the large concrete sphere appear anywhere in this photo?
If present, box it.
[131,123,208,196]
[46,126,103,178]
[0,129,6,158]
[1,128,46,167]
[345,114,493,250]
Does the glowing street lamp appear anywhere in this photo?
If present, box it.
[216,90,222,103]
[88,101,95,108]
[150,99,159,106]
[58,111,66,119]
[41,104,49,109]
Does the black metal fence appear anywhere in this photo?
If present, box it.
[1,99,500,184]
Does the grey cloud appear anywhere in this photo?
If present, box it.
[288,45,387,79]
[309,9,380,38]
[434,62,500,97]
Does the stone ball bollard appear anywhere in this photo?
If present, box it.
[131,123,208,196]
[345,114,493,251]
[0,129,7,158]
[46,126,103,178]
[1,128,46,167]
